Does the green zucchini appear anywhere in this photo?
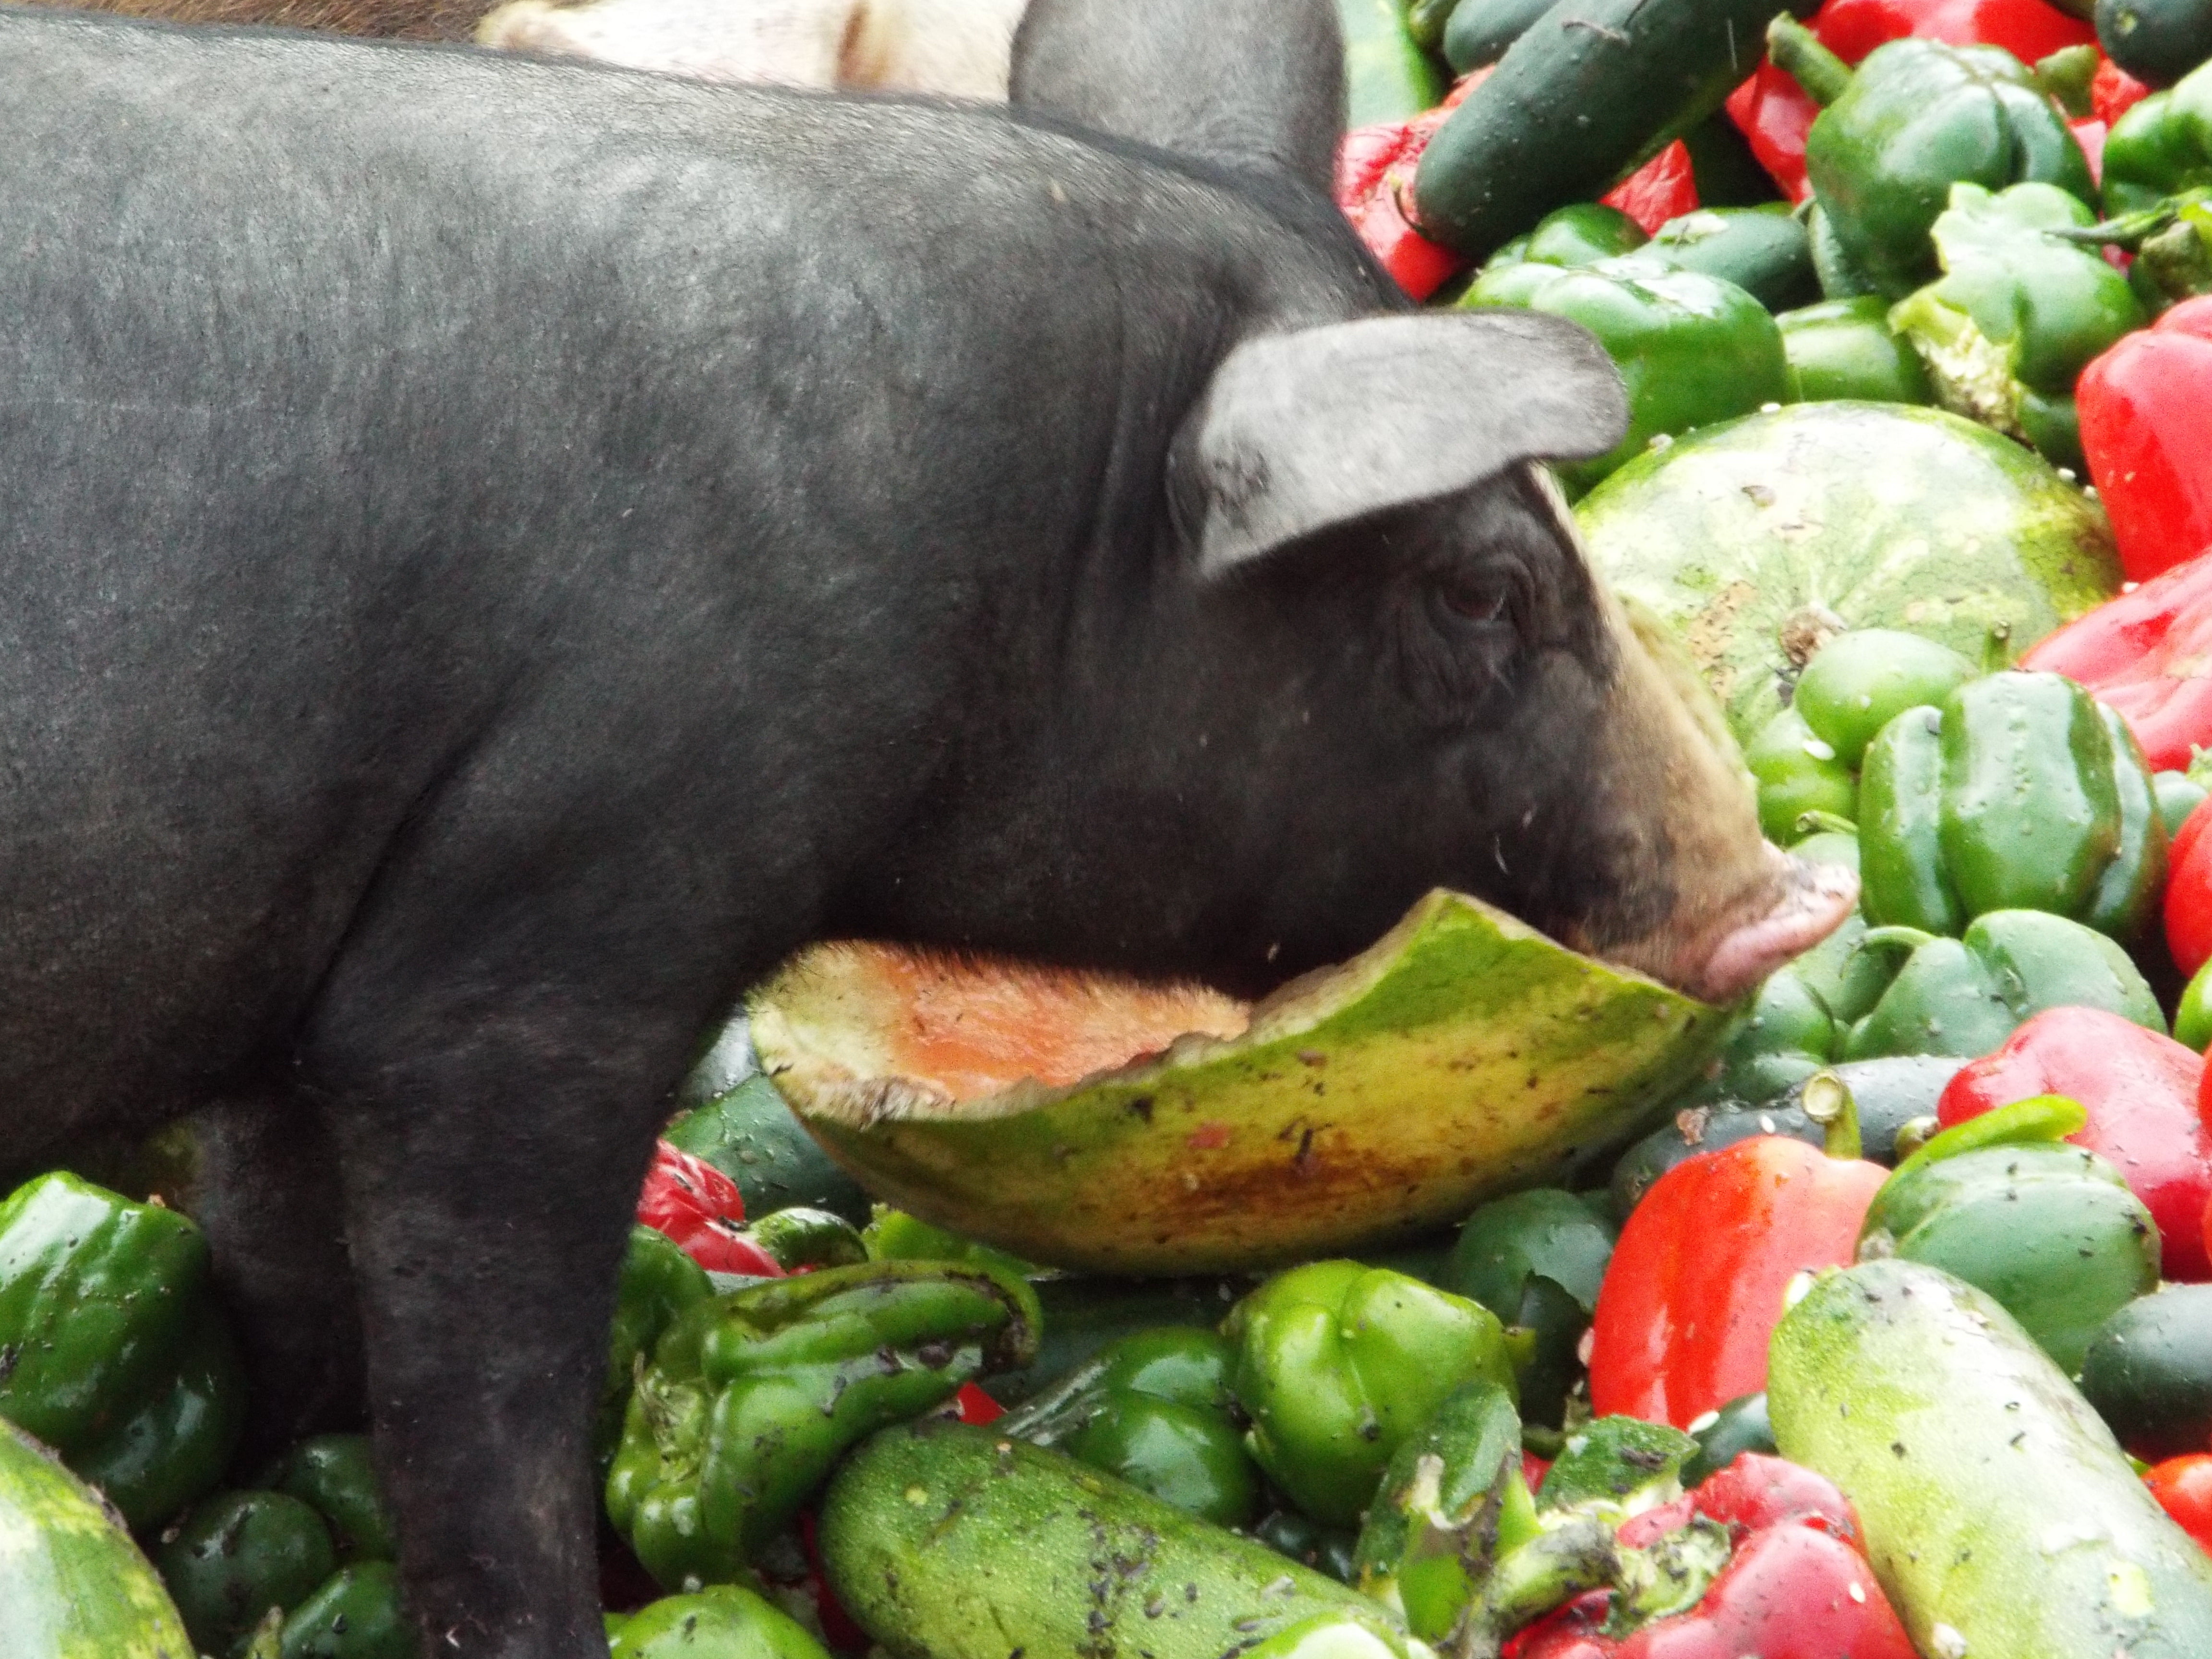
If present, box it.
[1770,1259,2212,1658]
[2096,0,2212,88]
[821,1420,1414,1659]
[1412,0,1798,258]
[2079,1284,2212,1460]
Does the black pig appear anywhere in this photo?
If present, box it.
[0,5,1851,1654]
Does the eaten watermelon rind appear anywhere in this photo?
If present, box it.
[749,890,1727,1274]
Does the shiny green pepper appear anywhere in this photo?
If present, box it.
[1745,705,1858,844]
[277,1561,415,1659]
[608,1584,832,1659]
[1857,673,2166,942]
[1842,908,2166,1059]
[1441,1191,1616,1429]
[1225,1261,1518,1527]
[1680,967,1842,1113]
[604,1258,1041,1589]
[259,1435,397,1566]
[0,1170,245,1530]
[600,1225,713,1469]
[156,1489,338,1659]
[1001,1326,1260,1528]
[1767,16,2095,298]
[1483,203,1651,272]
[1793,629,1978,772]
[2102,58,2212,218]
[1889,182,2147,469]
[1777,295,1937,403]
[1860,1103,2159,1373]
[1458,257,1788,493]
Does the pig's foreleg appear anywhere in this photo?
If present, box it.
[182,1087,366,1460]
[308,951,722,1657]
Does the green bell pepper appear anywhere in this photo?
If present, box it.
[1777,295,1936,403]
[1767,15,2096,298]
[604,1258,1041,1590]
[1857,673,2166,941]
[1482,203,1652,273]
[259,1435,397,1566]
[1351,1378,1577,1647]
[1841,908,2166,1059]
[276,1561,415,1659]
[1459,257,1788,493]
[156,1489,339,1659]
[0,1169,246,1530]
[1534,1415,1700,1512]
[1794,629,1978,772]
[1859,1099,2159,1373]
[1745,705,1858,844]
[1440,1191,1617,1429]
[1682,967,1843,1112]
[2102,58,2212,218]
[600,1224,714,1470]
[608,1584,832,1659]
[1225,1261,1518,1527]
[1000,1326,1262,1528]
[1888,182,2147,469]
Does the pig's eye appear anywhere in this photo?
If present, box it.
[1440,576,1513,624]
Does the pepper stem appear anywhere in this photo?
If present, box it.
[1800,1070,1863,1163]
[1766,15,1854,107]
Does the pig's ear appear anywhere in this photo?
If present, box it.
[1168,311,1628,577]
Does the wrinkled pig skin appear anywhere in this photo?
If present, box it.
[0,5,1845,1655]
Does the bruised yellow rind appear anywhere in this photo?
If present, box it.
[750,890,1726,1274]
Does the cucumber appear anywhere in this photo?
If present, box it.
[1413,0,1798,258]
[662,1074,870,1225]
[2096,0,2212,88]
[820,1420,1407,1659]
[0,1419,195,1659]
[1769,1259,2212,1658]
[1443,0,1554,72]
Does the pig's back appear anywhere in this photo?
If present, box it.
[0,11,1371,1136]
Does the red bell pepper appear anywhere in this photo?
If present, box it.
[2094,55,2154,128]
[1936,1006,2212,1280]
[2078,296,2212,583]
[2147,1455,2212,1553]
[1601,141,1701,236]
[1335,72,1488,301]
[2171,798,2212,983]
[1587,1130,1886,1429]
[2018,548,2212,772]
[635,1139,784,1277]
[1503,1455,1915,1659]
[1724,0,2097,201]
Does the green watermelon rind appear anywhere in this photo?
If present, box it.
[0,1419,194,1659]
[1575,402,2121,742]
[751,890,1729,1275]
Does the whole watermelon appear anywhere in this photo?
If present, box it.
[1575,403,2120,741]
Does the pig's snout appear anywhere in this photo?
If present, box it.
[1678,846,1857,1004]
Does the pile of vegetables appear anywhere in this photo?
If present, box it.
[9,3,2212,1654]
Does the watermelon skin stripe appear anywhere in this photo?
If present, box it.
[0,1419,195,1659]
[1575,402,2120,745]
